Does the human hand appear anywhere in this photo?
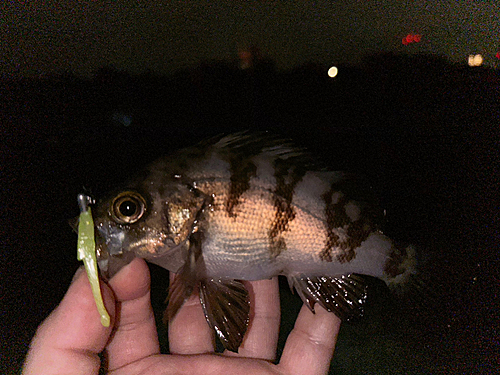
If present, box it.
[23,258,341,375]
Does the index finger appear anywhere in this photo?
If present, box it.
[23,266,115,374]
[104,258,160,372]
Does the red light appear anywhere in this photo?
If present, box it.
[402,33,422,45]
[496,52,500,59]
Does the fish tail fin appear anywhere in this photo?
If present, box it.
[382,243,450,326]
[382,244,419,295]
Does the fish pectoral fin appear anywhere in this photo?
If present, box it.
[198,278,250,353]
[287,274,368,321]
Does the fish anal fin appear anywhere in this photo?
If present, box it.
[198,279,250,353]
[287,274,368,321]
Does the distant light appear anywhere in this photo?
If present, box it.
[327,66,338,78]
[112,112,133,126]
[238,50,253,69]
[496,52,500,59]
[402,33,422,45]
[468,54,483,67]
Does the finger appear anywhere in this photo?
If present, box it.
[98,353,278,375]
[224,277,280,360]
[104,258,160,371]
[168,273,214,354]
[23,266,115,375]
[278,304,341,375]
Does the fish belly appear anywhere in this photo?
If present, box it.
[200,181,282,280]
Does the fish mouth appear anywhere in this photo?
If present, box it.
[97,239,188,279]
[95,227,187,278]
[94,222,134,280]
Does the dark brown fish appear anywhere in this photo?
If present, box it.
[90,133,417,351]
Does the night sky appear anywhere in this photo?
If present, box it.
[2,1,499,77]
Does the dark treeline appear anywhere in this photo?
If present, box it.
[2,53,499,373]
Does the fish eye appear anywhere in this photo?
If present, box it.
[111,192,146,224]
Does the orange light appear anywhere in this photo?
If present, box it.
[468,54,484,67]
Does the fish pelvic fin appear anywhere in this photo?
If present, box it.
[165,231,205,322]
[199,279,250,353]
[165,273,195,322]
[287,273,368,321]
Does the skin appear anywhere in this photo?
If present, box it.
[23,258,341,375]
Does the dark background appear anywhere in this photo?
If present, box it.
[2,2,499,75]
[3,4,500,374]
[2,52,499,374]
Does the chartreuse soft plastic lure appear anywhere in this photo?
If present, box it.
[77,194,110,327]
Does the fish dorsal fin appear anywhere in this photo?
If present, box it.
[213,131,318,167]
[199,278,250,352]
[213,131,279,150]
[287,274,368,321]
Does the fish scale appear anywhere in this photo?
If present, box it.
[91,132,417,352]
[202,180,282,277]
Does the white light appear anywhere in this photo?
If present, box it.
[328,66,338,78]
[468,54,483,67]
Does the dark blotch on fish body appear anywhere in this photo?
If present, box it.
[226,156,257,217]
[320,183,374,263]
[268,157,306,258]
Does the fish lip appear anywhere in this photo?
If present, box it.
[97,258,109,279]
[94,220,126,279]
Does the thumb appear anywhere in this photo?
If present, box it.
[23,266,115,375]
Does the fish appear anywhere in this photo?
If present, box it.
[90,132,417,352]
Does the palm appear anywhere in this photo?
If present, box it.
[23,259,340,375]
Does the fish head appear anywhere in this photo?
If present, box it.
[93,183,206,279]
